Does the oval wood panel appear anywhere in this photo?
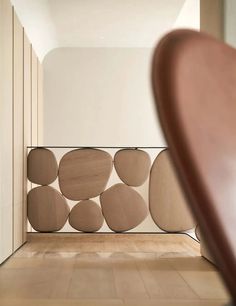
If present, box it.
[58,149,113,200]
[27,148,58,185]
[149,150,195,232]
[27,186,70,232]
[69,200,104,232]
[100,183,148,232]
[114,149,151,186]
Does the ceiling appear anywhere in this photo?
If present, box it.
[11,0,199,61]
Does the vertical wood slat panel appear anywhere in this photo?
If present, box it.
[31,49,38,146]
[29,47,39,233]
[23,33,32,241]
[0,0,13,263]
[13,11,24,251]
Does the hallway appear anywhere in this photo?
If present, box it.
[0,234,229,306]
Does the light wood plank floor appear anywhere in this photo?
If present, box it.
[0,233,231,306]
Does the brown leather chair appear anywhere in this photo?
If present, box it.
[152,29,236,302]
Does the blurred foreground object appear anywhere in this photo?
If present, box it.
[152,29,236,301]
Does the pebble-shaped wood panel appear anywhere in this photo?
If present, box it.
[27,148,58,185]
[100,183,148,232]
[59,149,113,200]
[114,149,151,186]
[149,150,195,232]
[69,200,104,232]
[27,186,70,232]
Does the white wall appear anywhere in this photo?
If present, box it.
[224,0,236,47]
[43,0,200,147]
[43,47,164,146]
[42,0,200,232]
[11,0,199,61]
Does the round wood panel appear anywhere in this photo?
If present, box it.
[58,149,113,200]
[100,183,148,232]
[27,186,70,232]
[114,149,151,186]
[27,148,58,185]
[69,200,104,232]
[149,150,195,232]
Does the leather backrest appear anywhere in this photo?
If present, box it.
[152,29,236,300]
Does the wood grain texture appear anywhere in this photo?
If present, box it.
[0,0,13,263]
[59,149,113,200]
[114,149,151,186]
[100,183,148,232]
[0,300,228,306]
[27,186,70,232]
[13,11,24,251]
[27,148,58,185]
[149,150,195,232]
[0,234,229,305]
[69,200,104,232]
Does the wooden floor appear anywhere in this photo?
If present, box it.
[0,233,230,306]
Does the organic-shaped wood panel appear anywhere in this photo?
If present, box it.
[100,183,148,232]
[149,150,195,232]
[27,186,70,232]
[69,200,104,232]
[59,149,113,200]
[114,149,151,186]
[27,148,58,185]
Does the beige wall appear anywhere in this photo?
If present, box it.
[13,12,24,251]
[31,49,38,146]
[0,0,43,263]
[43,48,165,147]
[224,0,236,47]
[23,33,32,241]
[200,1,236,46]
[0,0,13,263]
[43,1,200,147]
[200,0,224,40]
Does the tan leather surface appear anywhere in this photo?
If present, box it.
[100,183,148,232]
[114,149,151,186]
[58,149,113,200]
[27,186,70,232]
[152,29,236,300]
[69,200,104,232]
[27,148,58,185]
[149,149,195,232]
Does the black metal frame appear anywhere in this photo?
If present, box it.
[27,146,167,149]
[26,145,197,241]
